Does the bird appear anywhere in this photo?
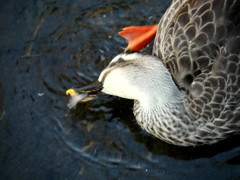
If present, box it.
[66,0,240,146]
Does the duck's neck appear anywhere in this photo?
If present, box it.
[134,96,198,146]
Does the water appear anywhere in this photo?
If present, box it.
[0,0,240,179]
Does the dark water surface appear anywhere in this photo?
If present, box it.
[1,0,240,179]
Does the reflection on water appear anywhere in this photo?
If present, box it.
[0,0,240,179]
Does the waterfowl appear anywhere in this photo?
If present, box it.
[66,0,240,146]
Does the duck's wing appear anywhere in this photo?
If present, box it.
[153,0,240,89]
[154,0,240,130]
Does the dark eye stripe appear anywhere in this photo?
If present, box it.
[109,58,125,67]
[108,62,117,68]
[117,58,125,63]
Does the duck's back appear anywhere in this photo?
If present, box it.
[153,0,240,138]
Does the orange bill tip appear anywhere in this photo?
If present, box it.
[118,24,158,52]
[66,89,79,96]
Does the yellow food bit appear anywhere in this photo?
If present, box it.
[66,89,79,96]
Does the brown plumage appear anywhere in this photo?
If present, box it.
[148,0,240,145]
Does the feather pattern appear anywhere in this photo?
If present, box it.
[135,0,240,145]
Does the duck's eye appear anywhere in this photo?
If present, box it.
[116,58,125,64]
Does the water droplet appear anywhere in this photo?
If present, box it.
[38,93,45,96]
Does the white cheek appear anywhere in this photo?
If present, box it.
[101,69,139,100]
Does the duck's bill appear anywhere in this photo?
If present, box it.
[66,80,103,108]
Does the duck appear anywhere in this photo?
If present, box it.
[66,0,240,146]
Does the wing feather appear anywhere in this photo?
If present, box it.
[153,0,240,127]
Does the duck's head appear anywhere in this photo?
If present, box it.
[66,52,178,108]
